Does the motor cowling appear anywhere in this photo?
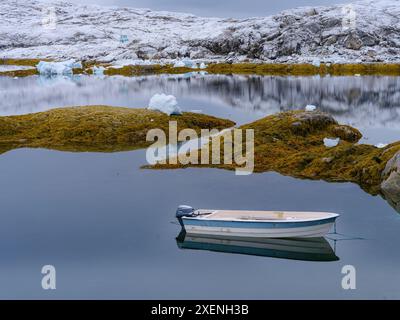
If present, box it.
[176,205,195,227]
[176,205,195,218]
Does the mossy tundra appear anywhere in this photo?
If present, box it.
[0,106,235,153]
[2,58,400,77]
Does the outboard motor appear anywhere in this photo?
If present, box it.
[176,205,195,227]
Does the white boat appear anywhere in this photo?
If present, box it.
[176,205,339,238]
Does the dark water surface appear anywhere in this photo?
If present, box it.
[1,74,400,299]
[0,149,399,299]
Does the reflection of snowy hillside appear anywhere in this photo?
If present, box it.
[1,0,400,63]
[1,74,400,137]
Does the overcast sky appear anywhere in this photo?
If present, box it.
[67,0,354,18]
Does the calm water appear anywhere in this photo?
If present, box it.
[1,74,400,144]
[1,73,400,299]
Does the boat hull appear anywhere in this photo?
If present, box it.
[182,217,336,238]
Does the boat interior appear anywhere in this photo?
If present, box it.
[193,210,338,222]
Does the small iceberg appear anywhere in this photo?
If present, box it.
[148,93,182,116]
[36,60,82,75]
[199,62,207,69]
[92,66,105,76]
[173,60,186,68]
[173,58,197,69]
[305,105,317,111]
[375,143,388,149]
[324,138,340,148]
[311,58,321,67]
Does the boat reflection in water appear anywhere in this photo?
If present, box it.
[176,230,339,262]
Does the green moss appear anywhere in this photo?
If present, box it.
[99,62,400,77]
[104,64,194,76]
[2,59,400,77]
[0,106,235,154]
[206,63,400,76]
[0,69,38,77]
[0,58,46,66]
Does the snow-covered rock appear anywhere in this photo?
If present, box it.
[2,0,400,63]
[36,60,82,75]
[324,137,340,147]
[305,105,317,111]
[148,93,182,115]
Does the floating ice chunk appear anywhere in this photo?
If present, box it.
[182,58,196,68]
[173,58,196,68]
[36,60,82,75]
[148,93,182,116]
[173,60,186,68]
[375,143,388,149]
[92,66,105,75]
[324,138,340,148]
[199,62,207,69]
[354,74,361,77]
[305,104,317,111]
[311,58,320,67]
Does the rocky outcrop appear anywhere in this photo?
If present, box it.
[151,110,400,197]
[1,0,400,63]
[0,106,235,153]
[381,151,400,212]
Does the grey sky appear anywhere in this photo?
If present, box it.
[68,0,353,18]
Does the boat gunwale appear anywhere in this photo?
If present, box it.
[182,210,340,224]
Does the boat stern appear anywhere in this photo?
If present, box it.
[176,205,195,227]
